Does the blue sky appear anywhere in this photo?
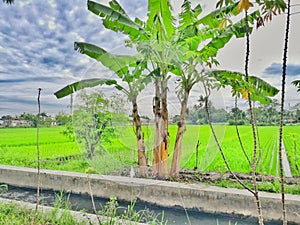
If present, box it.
[0,0,299,117]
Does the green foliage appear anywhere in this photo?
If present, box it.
[54,78,126,99]
[260,0,287,21]
[0,127,84,171]
[87,0,145,41]
[54,1,279,181]
[0,195,167,225]
[0,124,299,177]
[283,126,300,176]
[210,70,279,104]
[98,196,167,224]
[292,80,300,92]
[0,202,86,225]
[216,0,235,9]
[73,90,114,158]
[55,42,155,102]
[19,113,38,127]
[179,0,202,31]
[214,178,300,195]
[62,121,75,141]
[56,112,71,126]
[84,166,98,174]
[74,42,142,76]
[197,10,259,63]
[146,0,175,41]
[253,100,280,126]
[186,101,229,124]
[0,184,8,194]
[228,119,245,125]
[197,2,239,28]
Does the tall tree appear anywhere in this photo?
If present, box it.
[72,90,112,159]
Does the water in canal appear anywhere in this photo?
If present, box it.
[0,185,286,225]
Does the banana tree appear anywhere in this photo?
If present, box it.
[169,0,203,177]
[55,43,153,177]
[86,0,177,179]
[210,70,279,103]
[141,0,178,178]
[89,0,178,178]
[53,0,174,178]
[170,0,262,177]
[55,0,281,181]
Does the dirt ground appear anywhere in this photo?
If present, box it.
[112,166,300,187]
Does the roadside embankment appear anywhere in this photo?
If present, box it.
[0,165,299,223]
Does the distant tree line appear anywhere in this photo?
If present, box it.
[0,112,71,128]
[182,98,300,126]
[1,98,299,128]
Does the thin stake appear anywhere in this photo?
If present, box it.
[279,0,291,223]
[32,88,42,224]
[195,140,200,170]
[36,88,41,211]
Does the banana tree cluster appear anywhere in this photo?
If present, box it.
[55,0,279,178]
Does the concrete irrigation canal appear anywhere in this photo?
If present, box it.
[0,165,299,224]
[282,140,292,177]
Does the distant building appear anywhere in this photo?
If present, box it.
[6,118,33,127]
[0,115,58,128]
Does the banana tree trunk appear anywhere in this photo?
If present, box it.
[132,98,148,177]
[170,90,189,177]
[160,79,169,178]
[153,79,162,178]
[152,78,169,179]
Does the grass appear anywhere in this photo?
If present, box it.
[0,201,87,225]
[283,125,300,176]
[214,178,300,195]
[0,193,167,225]
[0,127,85,172]
[111,124,299,176]
[0,125,299,224]
[0,125,299,176]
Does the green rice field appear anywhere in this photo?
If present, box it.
[0,127,86,172]
[0,125,299,176]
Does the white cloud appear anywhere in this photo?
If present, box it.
[48,20,57,30]
[1,0,300,117]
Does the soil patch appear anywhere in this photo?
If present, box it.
[110,166,300,187]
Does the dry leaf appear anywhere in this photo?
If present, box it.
[238,0,253,13]
[242,90,249,99]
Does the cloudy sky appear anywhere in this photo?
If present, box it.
[0,0,299,117]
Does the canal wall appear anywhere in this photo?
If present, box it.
[0,165,299,223]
